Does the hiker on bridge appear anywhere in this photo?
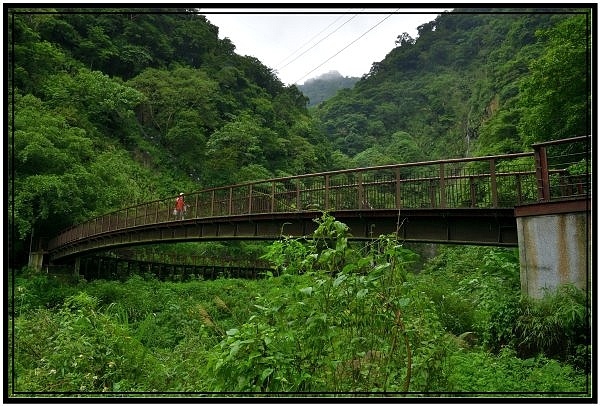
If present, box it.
[174,192,187,220]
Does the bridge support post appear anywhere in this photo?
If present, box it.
[28,251,45,271]
[515,199,590,299]
[27,237,47,271]
[74,257,81,278]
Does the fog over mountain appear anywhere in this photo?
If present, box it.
[299,70,360,107]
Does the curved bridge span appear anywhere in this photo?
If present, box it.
[47,136,590,262]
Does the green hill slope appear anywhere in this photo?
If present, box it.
[8,8,332,264]
[312,8,591,167]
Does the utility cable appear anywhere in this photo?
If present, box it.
[277,12,361,72]
[293,10,399,84]
[275,13,347,68]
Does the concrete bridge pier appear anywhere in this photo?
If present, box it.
[28,251,45,271]
[27,237,47,271]
[515,199,591,299]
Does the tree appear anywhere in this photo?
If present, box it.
[128,66,220,140]
[395,32,415,47]
[40,68,145,137]
[203,113,273,186]
[10,90,159,261]
[518,14,590,144]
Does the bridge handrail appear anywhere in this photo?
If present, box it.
[48,136,591,251]
[57,151,536,226]
[530,135,591,148]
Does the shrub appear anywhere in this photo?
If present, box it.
[13,291,166,392]
[12,269,80,314]
[515,284,590,370]
[446,347,589,393]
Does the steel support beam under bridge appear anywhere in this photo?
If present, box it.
[49,208,518,263]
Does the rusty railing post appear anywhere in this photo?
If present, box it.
[270,181,275,213]
[489,158,498,208]
[357,172,364,209]
[429,178,436,208]
[248,184,253,214]
[296,181,301,211]
[534,145,550,201]
[324,174,330,211]
[469,175,476,207]
[395,167,402,209]
[228,187,233,215]
[211,190,215,216]
[439,163,446,208]
[515,174,522,205]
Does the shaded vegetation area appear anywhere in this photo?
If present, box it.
[10,214,590,395]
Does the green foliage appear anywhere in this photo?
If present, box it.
[447,348,587,392]
[420,246,522,351]
[515,285,589,369]
[11,269,80,315]
[518,14,590,144]
[13,291,166,392]
[10,228,591,396]
[351,131,425,167]
[40,68,145,135]
[315,10,589,162]
[10,91,160,240]
[203,112,276,186]
[214,214,428,392]
[260,237,313,275]
[419,244,590,376]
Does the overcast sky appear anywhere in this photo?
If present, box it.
[201,8,452,86]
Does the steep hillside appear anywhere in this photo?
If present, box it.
[8,8,332,264]
[313,8,591,167]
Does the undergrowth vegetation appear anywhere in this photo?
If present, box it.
[9,214,590,397]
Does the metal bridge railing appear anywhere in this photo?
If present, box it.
[532,136,592,202]
[48,136,591,251]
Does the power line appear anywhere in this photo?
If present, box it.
[293,10,399,85]
[277,13,360,72]
[275,13,347,68]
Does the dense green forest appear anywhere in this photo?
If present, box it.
[7,7,592,398]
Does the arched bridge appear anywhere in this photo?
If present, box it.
[47,136,591,263]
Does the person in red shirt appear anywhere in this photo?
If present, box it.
[174,192,186,220]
